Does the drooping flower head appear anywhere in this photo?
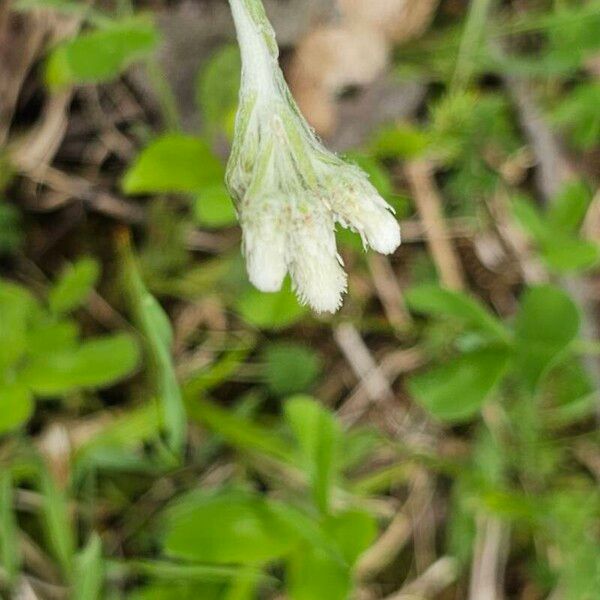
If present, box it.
[226,0,401,313]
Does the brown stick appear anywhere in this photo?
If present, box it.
[357,469,435,582]
[338,347,425,427]
[468,514,510,600]
[334,323,396,405]
[405,160,466,290]
[356,510,412,581]
[368,254,411,330]
[383,556,459,600]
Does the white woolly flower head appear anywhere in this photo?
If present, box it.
[226,0,401,313]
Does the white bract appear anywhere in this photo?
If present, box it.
[226,0,401,313]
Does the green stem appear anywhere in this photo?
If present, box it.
[228,0,279,91]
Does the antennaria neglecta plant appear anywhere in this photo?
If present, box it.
[226,0,401,313]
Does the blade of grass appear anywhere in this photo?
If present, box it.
[39,464,75,580]
[452,0,496,92]
[187,397,293,462]
[117,228,186,457]
[74,534,104,600]
[107,559,274,585]
[0,471,20,587]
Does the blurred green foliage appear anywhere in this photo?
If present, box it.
[0,200,22,254]
[2,0,600,599]
[512,181,600,272]
[196,44,242,141]
[45,16,159,88]
[0,261,139,436]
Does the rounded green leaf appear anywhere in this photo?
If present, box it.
[48,257,100,314]
[547,180,593,234]
[323,509,377,566]
[0,385,34,435]
[27,320,79,357]
[514,285,580,390]
[235,283,307,330]
[45,17,159,87]
[0,281,39,372]
[287,544,351,600]
[542,237,600,273]
[408,347,511,422]
[369,125,431,160]
[164,490,300,565]
[406,284,510,341]
[24,333,140,396]
[123,135,224,195]
[193,184,237,228]
[262,343,322,396]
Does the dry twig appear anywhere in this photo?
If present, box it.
[468,514,510,600]
[384,556,459,600]
[334,323,396,405]
[404,160,466,290]
[357,510,412,581]
[368,254,411,330]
